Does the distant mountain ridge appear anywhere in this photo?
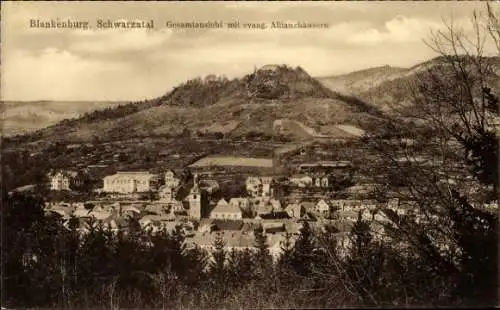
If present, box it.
[7,56,499,145]
[318,56,500,113]
[317,65,407,95]
[1,101,124,136]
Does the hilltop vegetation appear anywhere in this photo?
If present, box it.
[5,65,380,147]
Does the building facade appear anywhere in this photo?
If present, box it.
[164,170,180,188]
[246,176,274,197]
[103,172,160,193]
[210,199,243,220]
[48,170,82,191]
[188,174,204,219]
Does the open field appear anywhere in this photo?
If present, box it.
[190,156,274,168]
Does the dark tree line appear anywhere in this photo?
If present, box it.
[2,187,497,309]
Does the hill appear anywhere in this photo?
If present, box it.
[317,65,406,95]
[7,65,381,147]
[318,56,500,114]
[1,101,125,136]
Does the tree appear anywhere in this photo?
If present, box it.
[363,4,499,307]
[289,221,315,276]
[253,225,272,279]
[209,233,227,288]
[277,232,294,271]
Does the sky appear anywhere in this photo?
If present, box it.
[1,1,498,101]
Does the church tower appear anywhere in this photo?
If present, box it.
[188,173,202,219]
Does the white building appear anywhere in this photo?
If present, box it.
[289,175,313,188]
[103,172,160,193]
[315,199,331,215]
[229,197,251,212]
[164,170,180,188]
[210,199,243,220]
[48,170,82,191]
[187,173,206,219]
[285,203,305,218]
[246,176,274,197]
[158,186,176,202]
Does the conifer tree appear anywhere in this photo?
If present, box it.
[290,221,315,276]
[253,225,272,279]
[209,233,227,284]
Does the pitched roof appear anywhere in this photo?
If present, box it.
[212,199,241,214]
[269,199,282,209]
[286,203,302,211]
[104,171,158,181]
[121,205,142,214]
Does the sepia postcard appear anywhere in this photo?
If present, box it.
[1,1,499,309]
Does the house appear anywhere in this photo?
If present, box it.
[188,229,294,263]
[246,176,262,197]
[261,177,274,197]
[255,201,274,219]
[245,176,274,197]
[289,175,313,188]
[229,197,251,216]
[285,203,306,218]
[158,185,176,202]
[315,199,331,215]
[169,200,185,213]
[164,170,180,188]
[188,232,255,255]
[103,172,160,193]
[210,199,243,220]
[47,170,83,191]
[330,199,376,213]
[314,176,322,187]
[321,175,331,188]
